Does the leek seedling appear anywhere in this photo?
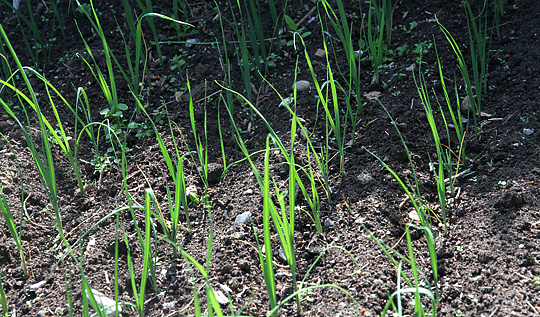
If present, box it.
[0,188,27,276]
[365,0,387,83]
[321,0,364,124]
[172,0,189,38]
[253,136,278,317]
[379,227,437,316]
[437,17,479,130]
[124,189,155,317]
[370,0,393,46]
[75,0,120,111]
[1,72,87,194]
[464,0,490,114]
[0,134,26,275]
[218,81,323,232]
[0,0,47,67]
[434,41,468,197]
[0,24,69,251]
[299,33,349,172]
[493,0,504,40]
[226,0,255,110]
[134,93,194,245]
[187,75,210,189]
[134,0,162,64]
[413,63,448,230]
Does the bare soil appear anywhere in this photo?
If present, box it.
[0,0,539,316]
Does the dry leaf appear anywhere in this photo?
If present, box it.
[315,49,326,57]
[175,91,184,103]
[363,91,382,101]
[214,290,229,305]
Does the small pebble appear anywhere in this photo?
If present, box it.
[279,97,294,108]
[278,248,288,262]
[214,290,229,305]
[87,289,122,317]
[185,38,198,48]
[357,173,373,185]
[29,280,46,292]
[324,218,334,228]
[298,129,307,142]
[163,301,177,309]
[235,211,251,225]
[243,189,253,195]
[293,80,311,92]
[461,96,473,112]
[523,128,533,136]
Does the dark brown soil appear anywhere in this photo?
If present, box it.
[0,0,539,316]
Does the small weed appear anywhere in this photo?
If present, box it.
[412,41,432,63]
[91,153,119,174]
[171,49,194,71]
[396,43,408,56]
[399,21,417,34]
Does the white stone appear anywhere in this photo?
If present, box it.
[87,289,122,317]
[293,80,311,92]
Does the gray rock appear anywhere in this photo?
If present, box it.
[185,38,198,48]
[460,96,473,112]
[29,280,46,292]
[298,129,307,142]
[357,173,373,185]
[278,248,288,262]
[235,211,251,225]
[324,218,334,228]
[293,80,311,92]
[279,96,294,108]
[87,289,122,317]
[523,128,534,136]
[163,301,177,309]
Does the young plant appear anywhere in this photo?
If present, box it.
[412,64,448,230]
[218,81,323,232]
[300,33,349,172]
[434,42,468,197]
[0,187,27,276]
[187,75,210,189]
[321,0,364,122]
[134,93,194,247]
[256,136,278,316]
[0,25,71,252]
[380,226,437,316]
[437,17,479,130]
[0,270,6,316]
[364,0,392,83]
[0,0,47,67]
[124,189,156,317]
[464,0,490,114]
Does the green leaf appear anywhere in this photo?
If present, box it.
[284,15,297,32]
